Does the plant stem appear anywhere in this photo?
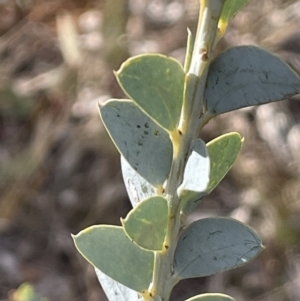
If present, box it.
[147,1,224,301]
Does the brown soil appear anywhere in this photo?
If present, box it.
[0,1,300,301]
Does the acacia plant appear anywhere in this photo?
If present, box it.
[72,1,300,300]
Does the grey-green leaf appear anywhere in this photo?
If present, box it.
[219,0,251,31]
[205,46,300,117]
[122,196,168,251]
[179,139,210,193]
[100,99,173,187]
[180,133,243,216]
[95,268,143,301]
[180,190,206,218]
[185,293,235,301]
[121,156,155,208]
[174,218,263,279]
[73,225,154,293]
[206,132,243,193]
[116,54,185,131]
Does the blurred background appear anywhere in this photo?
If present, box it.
[0,0,300,300]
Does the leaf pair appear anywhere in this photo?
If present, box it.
[72,196,166,296]
[99,54,185,188]
[120,131,243,217]
[73,217,263,294]
[72,196,168,298]
[100,44,300,194]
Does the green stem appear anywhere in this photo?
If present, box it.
[147,1,224,300]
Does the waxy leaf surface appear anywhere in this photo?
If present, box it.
[180,190,206,218]
[181,133,243,216]
[116,54,185,131]
[219,0,250,34]
[95,268,143,301]
[121,156,155,208]
[100,99,173,187]
[73,225,154,293]
[122,196,168,251]
[174,218,263,278]
[180,139,210,193]
[185,293,235,301]
[207,132,243,192]
[205,46,300,116]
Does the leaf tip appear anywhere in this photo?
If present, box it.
[233,132,244,143]
[71,233,80,247]
[98,100,104,110]
[113,70,120,81]
[217,18,228,38]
